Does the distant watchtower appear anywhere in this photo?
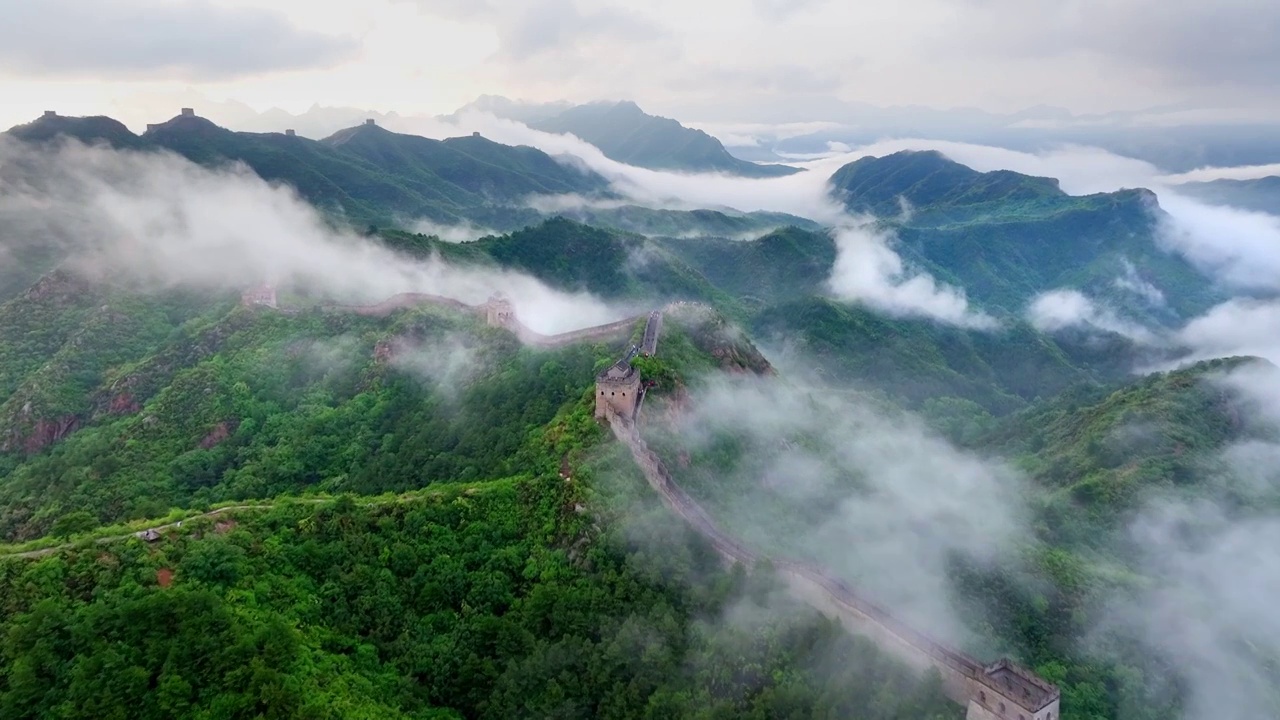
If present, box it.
[42,110,56,119]
[180,107,195,117]
[284,129,296,137]
[472,131,481,138]
[595,360,642,419]
[365,119,376,126]
[484,293,515,328]
[241,284,278,309]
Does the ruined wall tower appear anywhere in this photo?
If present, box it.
[241,284,278,309]
[484,293,516,328]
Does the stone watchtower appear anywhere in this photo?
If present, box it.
[595,360,642,419]
[967,659,1061,720]
[484,293,516,328]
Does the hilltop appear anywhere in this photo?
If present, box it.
[985,356,1269,539]
[530,101,801,178]
[6,112,145,149]
[829,150,1224,321]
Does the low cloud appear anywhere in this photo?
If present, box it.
[0,0,357,80]
[1027,289,1158,344]
[660,375,1031,646]
[1153,193,1280,293]
[1173,299,1280,365]
[387,331,484,400]
[1102,361,1280,720]
[521,193,637,214]
[1162,163,1280,185]
[409,218,499,243]
[828,222,995,329]
[0,136,623,336]
[1115,258,1167,306]
[392,112,996,328]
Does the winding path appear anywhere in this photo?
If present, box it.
[1,505,279,560]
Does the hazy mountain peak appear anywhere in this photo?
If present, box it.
[529,99,801,178]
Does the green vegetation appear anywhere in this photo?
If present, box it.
[383,218,739,307]
[543,205,821,239]
[0,303,959,719]
[752,296,1091,414]
[2,122,1271,719]
[830,150,1224,320]
[6,112,607,231]
[635,355,1280,720]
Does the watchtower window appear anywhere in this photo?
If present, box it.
[979,692,985,702]
[1000,703,1006,713]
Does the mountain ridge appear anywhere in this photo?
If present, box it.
[528,100,802,178]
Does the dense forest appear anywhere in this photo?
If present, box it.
[0,318,960,719]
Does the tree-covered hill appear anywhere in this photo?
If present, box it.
[0,274,964,718]
[378,218,1144,419]
[751,296,1093,414]
[531,101,801,178]
[829,151,1224,321]
[6,113,146,149]
[984,356,1268,541]
[537,203,821,239]
[653,226,838,307]
[3,112,611,230]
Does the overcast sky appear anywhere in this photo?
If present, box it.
[2,0,1278,129]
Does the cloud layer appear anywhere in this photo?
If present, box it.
[660,376,1030,646]
[0,136,621,334]
[0,0,358,80]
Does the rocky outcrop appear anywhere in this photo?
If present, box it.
[198,420,237,449]
[106,392,141,416]
[3,414,81,454]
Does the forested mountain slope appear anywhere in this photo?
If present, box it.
[0,279,962,718]
[5,111,610,230]
[830,150,1224,321]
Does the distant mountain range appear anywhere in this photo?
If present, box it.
[5,111,814,236]
[523,101,800,178]
[7,111,606,230]
[6,111,1222,330]
[1175,176,1280,215]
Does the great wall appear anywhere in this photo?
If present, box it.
[242,284,654,350]
[238,287,1060,718]
[600,310,1061,720]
